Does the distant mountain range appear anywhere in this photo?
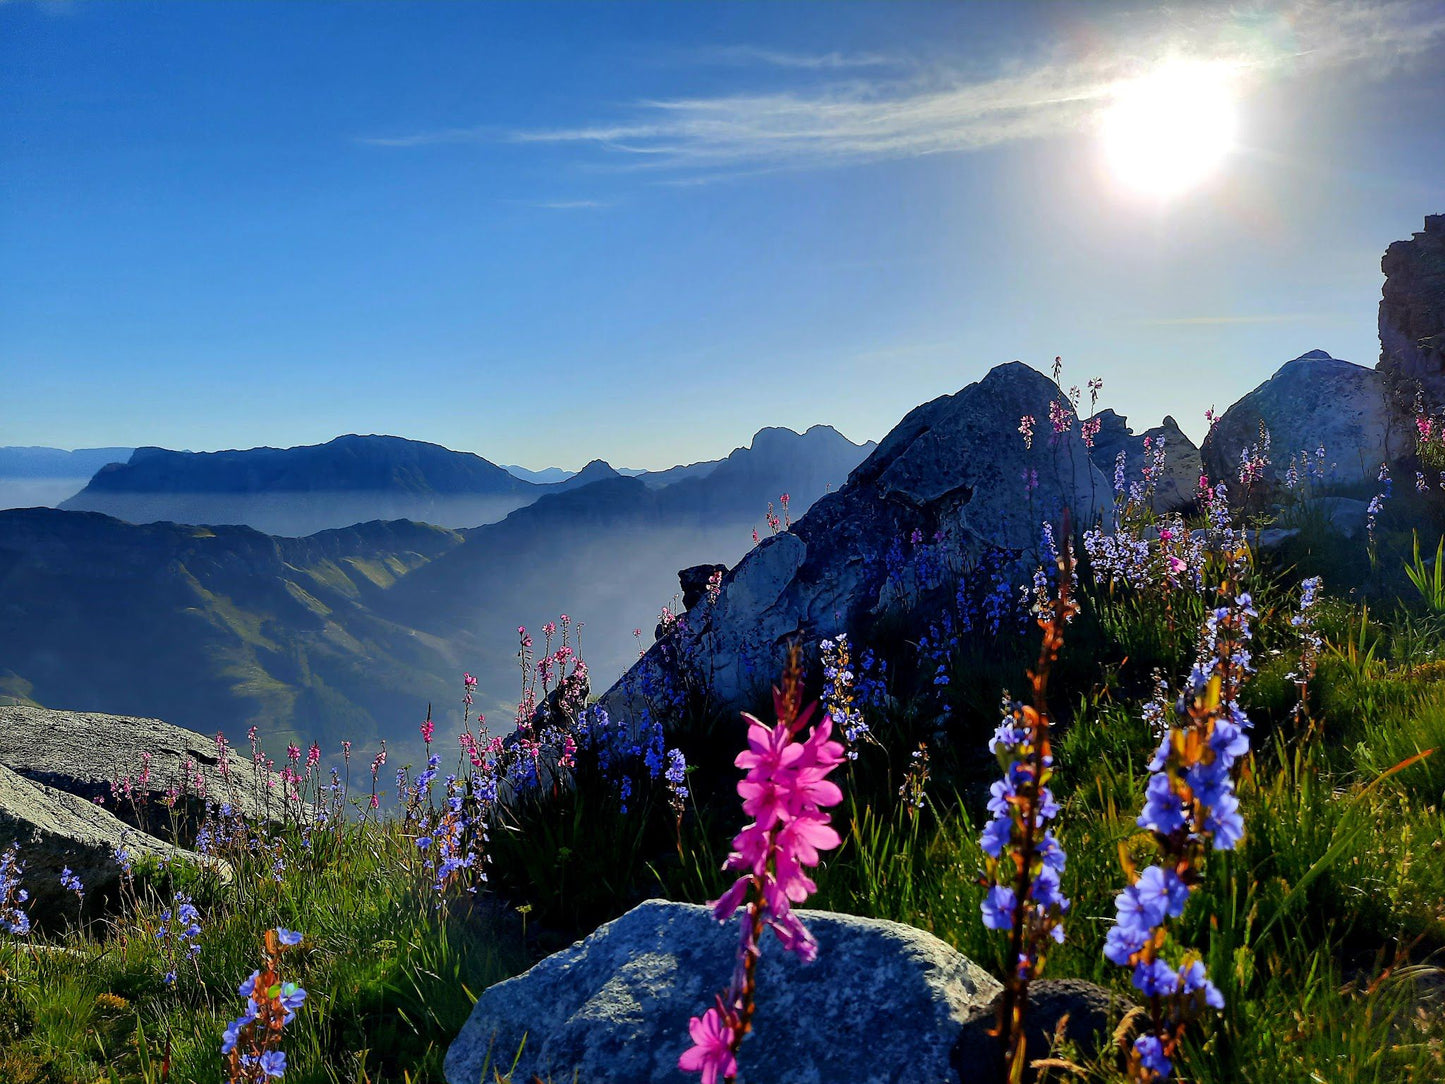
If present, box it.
[59,435,541,535]
[53,428,869,536]
[1,425,874,751]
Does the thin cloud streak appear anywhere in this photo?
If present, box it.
[695,45,902,70]
[514,199,612,210]
[1138,313,1334,327]
[363,1,1445,174]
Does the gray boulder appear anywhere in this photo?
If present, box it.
[0,705,283,842]
[1200,351,1401,488]
[1087,410,1202,512]
[599,361,1110,715]
[444,899,1002,1084]
[1379,214,1445,409]
[0,762,225,925]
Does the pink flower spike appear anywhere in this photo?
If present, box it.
[678,1006,738,1084]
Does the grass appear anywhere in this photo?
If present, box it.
[4,509,1445,1082]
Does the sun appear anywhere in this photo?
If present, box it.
[1101,59,1238,198]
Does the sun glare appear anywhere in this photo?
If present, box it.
[1102,60,1238,199]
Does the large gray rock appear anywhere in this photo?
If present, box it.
[1200,351,1401,488]
[599,362,1110,715]
[1379,215,1445,409]
[0,705,282,842]
[0,762,224,925]
[444,899,1002,1084]
[1087,410,1202,512]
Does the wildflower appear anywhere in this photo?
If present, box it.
[1105,564,1254,1080]
[681,651,844,1082]
[60,866,84,904]
[1048,399,1072,438]
[0,846,31,936]
[1018,414,1035,450]
[157,892,203,985]
[979,531,1076,1078]
[820,634,871,758]
[1287,576,1324,728]
[678,1004,739,1084]
[224,929,306,1083]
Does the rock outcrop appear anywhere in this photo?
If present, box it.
[1087,410,1202,511]
[1199,351,1400,488]
[599,361,1109,715]
[444,899,1002,1084]
[1379,215,1445,408]
[0,763,224,924]
[0,705,282,842]
[678,563,728,612]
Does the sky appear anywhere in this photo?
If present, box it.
[2,0,1443,470]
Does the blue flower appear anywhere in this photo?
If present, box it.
[1134,1034,1171,1079]
[275,928,303,946]
[1103,922,1148,967]
[1179,959,1225,1009]
[980,813,1013,858]
[1134,866,1189,924]
[1132,957,1178,997]
[981,884,1016,931]
[259,1049,287,1077]
[1138,773,1187,835]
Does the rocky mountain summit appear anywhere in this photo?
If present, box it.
[601,361,1114,715]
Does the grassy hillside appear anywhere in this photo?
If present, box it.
[2,492,1444,1083]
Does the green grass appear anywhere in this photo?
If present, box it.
[5,523,1445,1082]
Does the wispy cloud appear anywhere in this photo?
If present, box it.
[513,199,612,210]
[694,45,901,71]
[362,1,1445,175]
[1136,313,1334,327]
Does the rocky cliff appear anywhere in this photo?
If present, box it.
[1379,214,1445,409]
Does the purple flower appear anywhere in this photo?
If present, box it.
[1132,957,1178,997]
[1179,959,1225,1009]
[1134,865,1189,924]
[1134,1034,1172,1078]
[980,813,1013,858]
[259,1049,287,1077]
[1138,773,1187,835]
[981,883,1017,930]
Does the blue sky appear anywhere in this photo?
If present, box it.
[3,0,1443,469]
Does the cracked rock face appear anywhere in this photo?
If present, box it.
[444,899,1002,1084]
[599,361,1108,717]
[0,763,227,925]
[1200,351,1400,488]
[1379,214,1445,408]
[0,705,284,844]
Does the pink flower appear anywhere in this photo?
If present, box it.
[1049,399,1072,436]
[420,718,435,745]
[677,1006,739,1084]
[1018,414,1035,450]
